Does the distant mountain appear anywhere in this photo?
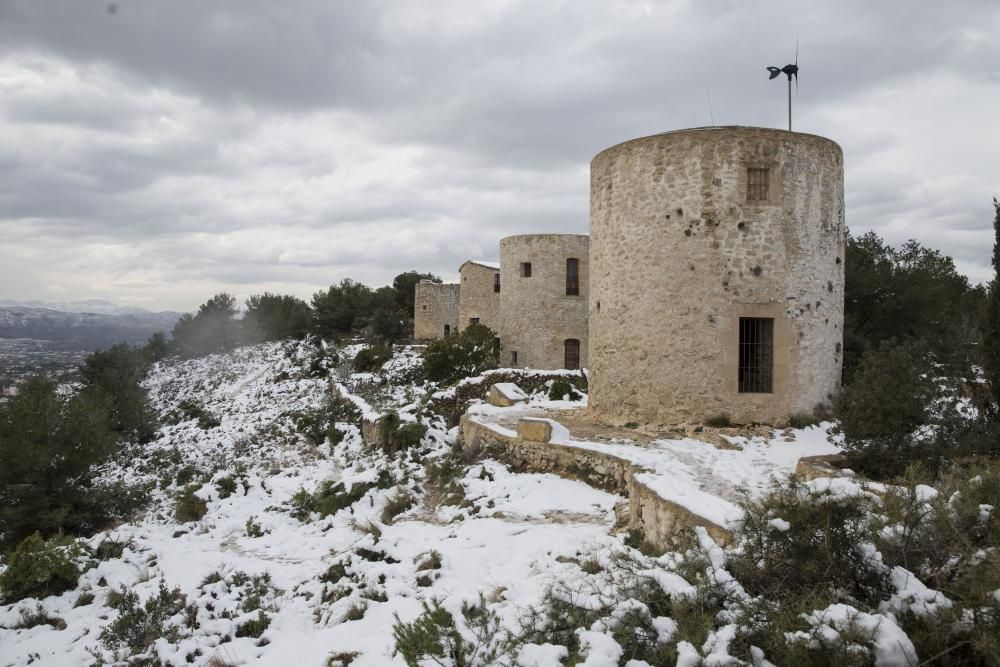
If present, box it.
[0,298,160,316]
[0,304,182,351]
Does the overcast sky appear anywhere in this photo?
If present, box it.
[1,0,997,312]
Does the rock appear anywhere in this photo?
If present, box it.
[489,382,528,407]
[518,418,553,443]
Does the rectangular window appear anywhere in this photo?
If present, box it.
[566,258,579,296]
[521,262,532,278]
[738,317,774,393]
[493,337,501,357]
[493,273,500,293]
[470,317,479,325]
[747,168,769,201]
[564,339,580,370]
[511,351,518,365]
[444,324,450,336]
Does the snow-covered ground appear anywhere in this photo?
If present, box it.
[0,342,623,666]
[2,340,935,667]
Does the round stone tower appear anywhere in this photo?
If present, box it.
[499,234,589,370]
[589,127,845,425]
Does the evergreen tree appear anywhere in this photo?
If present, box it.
[80,343,158,443]
[0,377,118,548]
[143,332,171,363]
[171,293,241,357]
[368,286,408,343]
[311,279,373,337]
[244,293,312,342]
[984,198,1000,406]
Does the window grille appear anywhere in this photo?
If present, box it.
[521,262,532,277]
[738,317,774,393]
[564,339,580,370]
[493,274,500,293]
[747,168,770,201]
[566,258,580,296]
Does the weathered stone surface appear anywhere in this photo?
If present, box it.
[588,126,845,426]
[488,382,528,407]
[459,261,501,333]
[414,280,459,341]
[517,417,553,442]
[499,234,590,370]
[794,454,849,481]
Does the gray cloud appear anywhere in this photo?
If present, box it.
[0,0,997,311]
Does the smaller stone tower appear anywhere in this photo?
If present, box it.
[499,234,589,370]
[458,261,501,333]
[413,280,459,340]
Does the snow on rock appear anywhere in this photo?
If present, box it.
[576,629,623,666]
[767,518,791,532]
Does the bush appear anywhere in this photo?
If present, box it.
[381,490,416,524]
[175,485,208,523]
[704,413,732,428]
[235,610,271,638]
[424,455,467,508]
[245,517,264,538]
[290,473,392,521]
[216,475,238,499]
[377,412,428,455]
[835,340,936,478]
[0,532,84,603]
[171,399,220,430]
[547,380,582,401]
[392,597,503,667]
[100,579,187,656]
[353,341,393,373]
[422,323,499,384]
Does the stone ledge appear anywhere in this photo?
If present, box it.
[460,414,733,551]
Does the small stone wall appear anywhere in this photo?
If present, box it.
[460,415,733,550]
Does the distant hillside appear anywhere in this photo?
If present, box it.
[0,305,181,350]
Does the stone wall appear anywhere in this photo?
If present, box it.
[460,415,732,549]
[498,234,590,370]
[458,261,501,334]
[589,126,845,426]
[414,280,459,340]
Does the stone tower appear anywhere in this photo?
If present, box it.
[499,234,589,370]
[413,280,459,340]
[588,127,844,425]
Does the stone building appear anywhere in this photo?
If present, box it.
[413,280,459,340]
[499,234,590,370]
[588,126,844,426]
[458,260,501,333]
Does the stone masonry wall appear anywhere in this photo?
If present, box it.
[414,280,459,340]
[499,234,590,370]
[589,127,845,426]
[458,261,501,334]
[460,415,732,549]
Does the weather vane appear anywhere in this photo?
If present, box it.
[766,41,798,131]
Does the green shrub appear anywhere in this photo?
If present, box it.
[353,341,393,373]
[422,323,499,384]
[704,413,732,428]
[100,579,187,656]
[377,412,428,455]
[547,380,582,401]
[172,399,220,429]
[15,604,65,629]
[0,532,84,603]
[94,536,133,561]
[392,596,503,667]
[175,485,208,523]
[835,340,936,478]
[290,473,392,521]
[235,610,271,638]
[424,456,467,508]
[381,491,415,524]
[75,591,96,607]
[216,475,238,499]
[245,517,264,538]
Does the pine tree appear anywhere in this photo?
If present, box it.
[984,198,1000,406]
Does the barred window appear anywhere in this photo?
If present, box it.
[566,258,580,296]
[738,317,774,393]
[747,168,770,201]
[493,273,500,293]
[564,339,580,370]
[521,262,532,278]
